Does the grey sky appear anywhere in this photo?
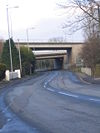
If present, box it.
[0,0,84,42]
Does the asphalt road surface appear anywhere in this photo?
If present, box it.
[0,71,100,133]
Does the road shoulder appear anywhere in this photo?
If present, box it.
[75,72,100,84]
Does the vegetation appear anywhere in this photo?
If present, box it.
[61,0,100,33]
[61,0,100,77]
[80,36,100,77]
[0,39,35,78]
[0,41,3,60]
[0,63,6,81]
[1,39,19,70]
[20,46,35,75]
[95,64,100,77]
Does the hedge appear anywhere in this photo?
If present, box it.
[0,63,6,81]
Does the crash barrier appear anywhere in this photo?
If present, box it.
[81,67,91,76]
[5,69,21,81]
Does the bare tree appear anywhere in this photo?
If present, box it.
[60,0,100,34]
[83,4,99,39]
[0,40,4,61]
[80,35,100,77]
[60,0,100,76]
[59,0,100,77]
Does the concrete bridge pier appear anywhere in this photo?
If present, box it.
[63,49,72,69]
[67,48,72,65]
[63,55,68,69]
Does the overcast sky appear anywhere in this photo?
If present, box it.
[0,0,84,42]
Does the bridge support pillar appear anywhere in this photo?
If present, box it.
[63,55,68,69]
[67,48,72,65]
[63,49,72,69]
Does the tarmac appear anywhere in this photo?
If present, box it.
[0,73,41,131]
[3,71,100,133]
[0,71,100,130]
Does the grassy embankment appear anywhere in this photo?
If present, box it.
[71,64,100,78]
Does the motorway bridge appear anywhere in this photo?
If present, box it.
[15,42,84,69]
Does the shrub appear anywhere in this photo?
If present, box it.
[0,63,6,81]
[1,39,19,70]
[20,46,35,76]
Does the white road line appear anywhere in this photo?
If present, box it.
[44,73,100,103]
[48,80,51,82]
[44,73,58,87]
[58,92,79,98]
[2,102,12,113]
[47,88,55,92]
[44,85,46,88]
[44,75,100,103]
[45,82,47,85]
[89,98,100,102]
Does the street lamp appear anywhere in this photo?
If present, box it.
[17,39,22,74]
[26,27,35,52]
[6,5,19,72]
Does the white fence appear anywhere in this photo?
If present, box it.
[81,67,92,76]
[5,70,21,81]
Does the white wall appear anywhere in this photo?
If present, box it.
[81,67,92,76]
[5,70,21,81]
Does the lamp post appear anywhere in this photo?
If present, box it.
[6,5,19,72]
[17,39,22,75]
[26,27,35,52]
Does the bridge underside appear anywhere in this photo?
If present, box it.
[35,53,66,71]
[33,48,72,69]
[35,58,64,71]
[35,53,66,59]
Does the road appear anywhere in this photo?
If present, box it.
[0,71,100,133]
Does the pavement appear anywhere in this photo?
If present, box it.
[76,72,100,84]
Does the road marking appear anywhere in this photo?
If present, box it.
[44,73,58,88]
[44,85,46,88]
[45,82,47,85]
[47,88,55,92]
[48,79,51,82]
[89,98,100,102]
[44,73,100,104]
[2,102,12,113]
[58,92,79,98]
[7,118,12,122]
[46,72,99,102]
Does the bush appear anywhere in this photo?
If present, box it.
[0,63,6,81]
[94,64,100,77]
[20,46,35,76]
[1,39,19,70]
[22,62,30,76]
